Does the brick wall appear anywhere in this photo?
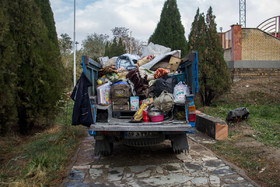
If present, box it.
[242,29,280,61]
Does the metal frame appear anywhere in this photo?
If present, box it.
[257,16,280,38]
[239,0,246,28]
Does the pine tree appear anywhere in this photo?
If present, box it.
[148,0,188,57]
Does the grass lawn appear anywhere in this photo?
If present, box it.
[0,100,87,186]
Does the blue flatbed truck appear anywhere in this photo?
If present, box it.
[82,52,199,155]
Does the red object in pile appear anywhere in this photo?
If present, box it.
[154,68,169,79]
[143,110,150,122]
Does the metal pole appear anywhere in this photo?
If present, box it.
[129,31,132,54]
[73,0,76,87]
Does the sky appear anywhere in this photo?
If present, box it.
[50,0,280,49]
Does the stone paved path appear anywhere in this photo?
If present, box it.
[62,132,258,187]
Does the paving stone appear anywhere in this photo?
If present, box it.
[89,168,103,180]
[63,137,256,187]
[210,175,220,185]
[125,173,133,178]
[136,170,151,178]
[129,165,151,173]
[189,171,209,177]
[164,163,183,173]
[107,167,124,181]
[72,165,91,170]
[142,173,193,185]
[91,165,103,169]
[176,153,192,161]
[181,181,193,186]
[68,169,85,181]
[201,156,218,162]
[210,167,236,177]
[204,159,225,168]
[64,182,89,187]
[126,181,141,187]
[184,162,203,171]
[221,174,245,183]
[191,177,208,185]
[222,183,254,187]
[189,150,200,156]
[156,166,163,174]
[92,183,119,187]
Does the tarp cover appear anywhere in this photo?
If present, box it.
[141,50,181,70]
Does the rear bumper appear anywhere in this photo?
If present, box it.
[89,123,194,132]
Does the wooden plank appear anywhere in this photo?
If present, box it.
[215,123,228,140]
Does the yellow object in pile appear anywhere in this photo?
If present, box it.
[133,98,153,121]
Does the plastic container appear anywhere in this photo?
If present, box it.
[149,115,164,122]
[143,110,150,122]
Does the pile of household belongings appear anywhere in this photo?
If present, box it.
[96,42,190,122]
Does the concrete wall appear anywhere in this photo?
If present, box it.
[229,68,280,82]
[242,29,280,61]
[224,48,232,62]
[227,60,280,69]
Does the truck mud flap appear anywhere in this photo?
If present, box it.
[169,133,189,153]
[94,138,113,156]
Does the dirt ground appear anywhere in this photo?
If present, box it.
[222,77,280,104]
[208,77,280,186]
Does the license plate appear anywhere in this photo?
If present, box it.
[124,132,160,139]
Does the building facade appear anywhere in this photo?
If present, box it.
[219,24,280,81]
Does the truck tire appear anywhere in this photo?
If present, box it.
[122,137,165,147]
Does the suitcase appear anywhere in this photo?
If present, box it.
[111,97,129,105]
[111,83,130,98]
[112,102,130,111]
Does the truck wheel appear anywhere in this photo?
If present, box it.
[94,139,113,156]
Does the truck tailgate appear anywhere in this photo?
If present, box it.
[90,120,194,132]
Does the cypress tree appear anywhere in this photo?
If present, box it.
[204,7,231,105]
[188,7,231,106]
[34,0,65,118]
[0,1,18,133]
[149,0,188,57]
[1,0,64,133]
[34,0,59,46]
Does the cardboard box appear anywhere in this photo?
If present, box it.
[167,56,181,74]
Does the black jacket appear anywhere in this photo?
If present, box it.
[71,72,93,127]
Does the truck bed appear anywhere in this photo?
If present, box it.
[90,118,194,132]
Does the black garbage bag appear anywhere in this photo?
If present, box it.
[226,107,250,123]
[155,77,177,97]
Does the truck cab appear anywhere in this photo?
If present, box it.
[82,52,199,156]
